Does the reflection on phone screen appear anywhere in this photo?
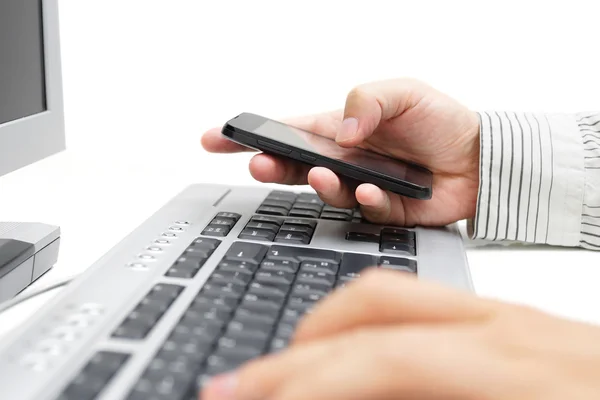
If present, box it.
[253,119,431,186]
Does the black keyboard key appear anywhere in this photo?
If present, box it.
[261,199,294,210]
[201,282,245,299]
[217,260,259,275]
[165,264,200,279]
[282,218,317,229]
[183,306,232,323]
[235,307,279,324]
[287,297,318,313]
[191,237,220,250]
[254,270,295,285]
[128,307,164,327]
[248,281,290,298]
[297,272,336,286]
[279,223,314,235]
[172,320,224,341]
[265,195,297,203]
[378,256,417,273]
[300,260,339,275]
[241,293,283,312]
[238,228,276,242]
[269,337,289,352]
[296,193,323,204]
[292,282,331,297]
[268,190,297,200]
[288,293,325,308]
[147,350,196,375]
[225,242,268,264]
[206,349,258,375]
[210,218,237,227]
[291,202,323,213]
[260,259,299,273]
[381,227,412,236]
[288,208,320,219]
[268,245,341,264]
[280,307,304,324]
[380,242,415,256]
[216,212,241,220]
[129,369,194,400]
[246,221,280,233]
[138,296,171,315]
[173,256,205,268]
[218,335,269,354]
[191,296,237,313]
[339,253,378,279]
[162,334,214,358]
[275,322,296,340]
[345,232,379,243]
[256,205,289,216]
[320,212,352,221]
[322,205,353,215]
[149,284,184,302]
[250,215,283,225]
[59,351,130,400]
[113,285,183,340]
[210,270,253,286]
[183,246,212,258]
[202,225,230,237]
[380,228,416,248]
[215,344,263,361]
[112,319,152,340]
[88,351,129,372]
[227,319,273,340]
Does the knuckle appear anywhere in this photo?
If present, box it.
[345,86,372,106]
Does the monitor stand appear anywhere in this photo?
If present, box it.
[0,222,60,303]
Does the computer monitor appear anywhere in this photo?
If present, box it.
[0,0,63,302]
[0,0,65,178]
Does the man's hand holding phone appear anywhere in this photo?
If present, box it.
[201,78,481,227]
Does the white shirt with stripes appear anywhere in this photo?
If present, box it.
[469,111,600,250]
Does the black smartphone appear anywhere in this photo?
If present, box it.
[221,112,433,199]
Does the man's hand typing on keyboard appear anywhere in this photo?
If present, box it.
[201,269,600,400]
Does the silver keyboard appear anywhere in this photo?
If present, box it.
[0,184,472,400]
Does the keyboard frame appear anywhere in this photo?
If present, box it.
[0,184,473,400]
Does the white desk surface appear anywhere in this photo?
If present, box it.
[0,150,599,339]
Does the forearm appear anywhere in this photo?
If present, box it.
[470,111,600,249]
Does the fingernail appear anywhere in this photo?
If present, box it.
[337,117,358,142]
[203,372,237,399]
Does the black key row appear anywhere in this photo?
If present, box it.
[238,215,317,244]
[164,237,221,279]
[112,284,184,340]
[346,227,417,256]
[56,351,129,400]
[123,241,415,399]
[202,212,242,237]
[256,190,362,222]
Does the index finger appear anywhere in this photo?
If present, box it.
[292,268,501,344]
[200,110,342,153]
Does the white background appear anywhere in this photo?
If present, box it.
[1,0,600,332]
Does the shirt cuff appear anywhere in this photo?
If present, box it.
[469,111,585,247]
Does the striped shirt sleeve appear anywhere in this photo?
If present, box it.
[469,111,600,250]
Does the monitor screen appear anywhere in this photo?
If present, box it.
[0,0,47,125]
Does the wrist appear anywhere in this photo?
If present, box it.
[463,111,482,221]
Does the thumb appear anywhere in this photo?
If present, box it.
[335,78,429,147]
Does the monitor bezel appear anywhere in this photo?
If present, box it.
[0,0,65,178]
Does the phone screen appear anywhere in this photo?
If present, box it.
[252,119,432,187]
